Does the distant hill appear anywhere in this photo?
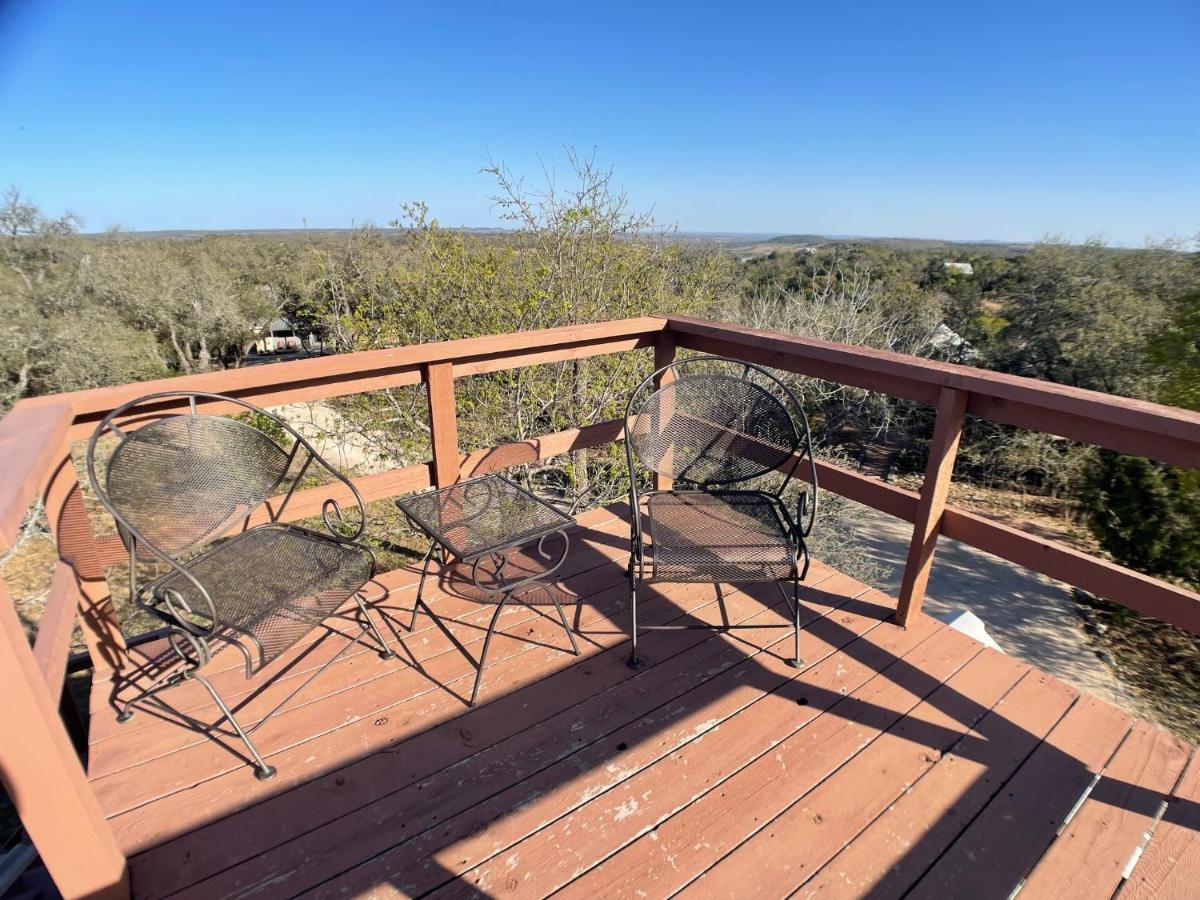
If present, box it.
[82,225,1039,257]
[752,234,1037,256]
[85,226,506,241]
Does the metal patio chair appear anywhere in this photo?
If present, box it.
[624,355,818,668]
[86,391,395,780]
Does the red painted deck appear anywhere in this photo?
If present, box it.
[86,503,1200,899]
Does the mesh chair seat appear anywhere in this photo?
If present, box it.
[155,525,373,670]
[644,491,796,583]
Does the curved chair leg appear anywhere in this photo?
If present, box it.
[192,673,277,780]
[115,671,188,723]
[469,592,512,707]
[355,594,396,660]
[787,569,804,669]
[627,558,642,669]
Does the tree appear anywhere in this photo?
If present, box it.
[987,240,1166,399]
[730,249,942,441]
[299,151,730,500]
[1148,291,1200,412]
[1080,452,1200,588]
[0,190,290,413]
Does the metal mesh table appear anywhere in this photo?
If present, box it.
[395,474,579,705]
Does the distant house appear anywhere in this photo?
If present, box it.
[943,261,974,275]
[252,319,303,355]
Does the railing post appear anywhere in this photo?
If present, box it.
[653,331,677,492]
[44,455,127,678]
[0,578,130,900]
[425,361,461,487]
[896,386,968,627]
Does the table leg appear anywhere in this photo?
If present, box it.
[470,591,512,707]
[409,540,438,631]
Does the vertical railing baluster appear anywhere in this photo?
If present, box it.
[425,361,461,487]
[653,331,677,492]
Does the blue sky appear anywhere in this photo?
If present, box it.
[0,0,1197,244]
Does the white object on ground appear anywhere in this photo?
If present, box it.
[934,608,1003,652]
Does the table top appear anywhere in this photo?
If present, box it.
[395,474,574,560]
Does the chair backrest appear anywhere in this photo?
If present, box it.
[88,393,296,557]
[626,356,804,487]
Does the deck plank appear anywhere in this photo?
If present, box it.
[1020,719,1191,899]
[680,647,1029,898]
[905,692,1135,899]
[1118,749,1200,899]
[89,541,632,780]
[95,503,1200,900]
[99,578,618,816]
[162,573,862,899]
[106,568,720,853]
[552,624,974,900]
[306,585,902,899]
[794,669,1078,899]
[133,570,846,898]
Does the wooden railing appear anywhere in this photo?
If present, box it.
[1,313,1198,899]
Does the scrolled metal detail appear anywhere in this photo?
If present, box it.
[468,527,571,597]
[322,497,365,540]
[167,623,211,669]
[158,583,218,639]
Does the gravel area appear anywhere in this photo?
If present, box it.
[843,502,1131,710]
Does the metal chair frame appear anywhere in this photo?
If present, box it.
[86,390,395,780]
[624,355,818,668]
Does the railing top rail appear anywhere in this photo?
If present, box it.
[19,316,668,429]
[665,315,1200,469]
[0,399,73,550]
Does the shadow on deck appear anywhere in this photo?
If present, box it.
[85,503,1200,899]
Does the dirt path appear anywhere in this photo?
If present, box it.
[843,504,1130,708]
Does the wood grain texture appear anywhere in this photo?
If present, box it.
[172,571,855,899]
[681,643,1027,899]
[0,580,129,900]
[0,398,72,548]
[331,582,883,899]
[481,611,956,900]
[87,513,633,779]
[1021,720,1191,899]
[103,547,748,857]
[906,693,1134,899]
[425,360,460,487]
[796,668,1078,899]
[896,387,967,627]
[666,315,1200,467]
[31,561,82,695]
[89,505,1200,900]
[1119,749,1200,899]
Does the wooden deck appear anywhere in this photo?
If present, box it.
[86,503,1200,899]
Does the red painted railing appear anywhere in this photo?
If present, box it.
[1,314,1197,899]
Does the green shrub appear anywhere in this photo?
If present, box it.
[1080,451,1200,587]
